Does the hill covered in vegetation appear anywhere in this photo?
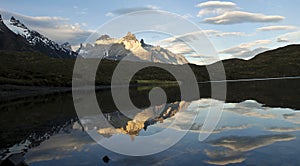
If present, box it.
[0,44,300,87]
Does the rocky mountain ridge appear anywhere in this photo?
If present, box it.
[0,14,77,58]
[79,32,189,65]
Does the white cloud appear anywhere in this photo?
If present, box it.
[162,42,194,55]
[73,6,88,15]
[155,31,204,55]
[1,10,68,28]
[223,100,278,119]
[105,12,114,17]
[216,32,246,37]
[156,30,247,65]
[196,1,236,8]
[1,9,93,45]
[33,25,93,45]
[277,37,290,43]
[186,53,207,59]
[157,31,203,44]
[26,129,95,164]
[231,47,268,59]
[186,53,220,65]
[205,134,295,165]
[283,112,300,124]
[209,134,295,152]
[157,30,246,55]
[146,5,160,10]
[202,29,219,35]
[182,13,194,19]
[189,123,250,134]
[266,126,300,132]
[239,40,272,48]
[196,1,238,17]
[257,25,297,31]
[106,5,160,16]
[276,30,300,43]
[202,29,246,37]
[204,149,246,165]
[203,11,284,24]
[219,40,271,59]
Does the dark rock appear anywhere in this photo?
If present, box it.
[140,39,145,47]
[1,153,28,166]
[102,155,110,163]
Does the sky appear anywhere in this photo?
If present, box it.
[1,0,300,65]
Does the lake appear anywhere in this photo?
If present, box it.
[0,79,300,165]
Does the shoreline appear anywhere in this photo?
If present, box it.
[0,84,72,101]
[0,83,179,101]
[1,77,300,104]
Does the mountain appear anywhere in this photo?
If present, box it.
[0,14,77,58]
[61,42,72,51]
[78,32,189,65]
[1,44,300,87]
[0,14,32,51]
[0,14,187,63]
[97,100,189,137]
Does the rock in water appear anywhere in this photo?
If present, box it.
[102,155,110,163]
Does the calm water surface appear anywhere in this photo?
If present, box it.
[1,79,300,165]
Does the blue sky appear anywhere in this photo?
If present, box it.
[1,0,300,64]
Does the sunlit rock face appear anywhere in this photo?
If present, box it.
[97,101,190,137]
[117,32,141,50]
[122,120,145,136]
[79,32,188,64]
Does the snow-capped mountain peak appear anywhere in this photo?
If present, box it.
[10,16,28,30]
[117,32,141,50]
[3,17,31,40]
[2,16,77,58]
[79,32,189,65]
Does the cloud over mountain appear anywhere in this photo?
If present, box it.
[0,10,92,45]
[219,40,271,59]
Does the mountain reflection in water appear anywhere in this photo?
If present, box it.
[97,101,190,138]
[0,79,300,165]
[18,99,300,166]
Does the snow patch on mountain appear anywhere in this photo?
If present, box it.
[80,32,188,65]
[3,17,31,40]
[3,16,76,58]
